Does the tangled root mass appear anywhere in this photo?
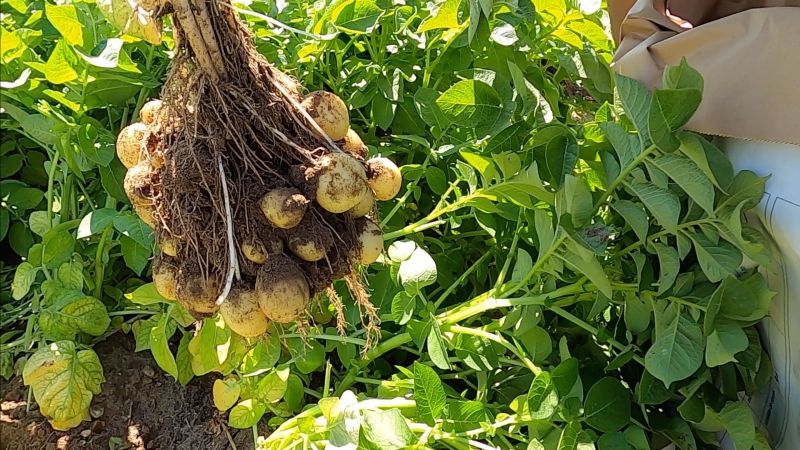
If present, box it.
[140,0,379,336]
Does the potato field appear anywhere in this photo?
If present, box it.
[0,0,777,449]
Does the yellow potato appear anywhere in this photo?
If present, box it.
[301,91,349,141]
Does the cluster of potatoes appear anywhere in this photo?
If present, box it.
[117,91,402,337]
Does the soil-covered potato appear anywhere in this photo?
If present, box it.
[341,129,367,158]
[255,256,310,323]
[301,91,349,141]
[133,203,157,229]
[116,123,148,168]
[175,262,220,317]
[348,189,374,218]
[220,286,270,337]
[355,219,383,264]
[314,153,368,213]
[124,160,157,207]
[287,217,333,262]
[260,188,308,229]
[159,234,179,257]
[140,99,163,125]
[153,256,178,300]
[366,157,401,201]
[241,236,267,264]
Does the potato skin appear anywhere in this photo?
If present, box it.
[124,160,156,206]
[366,157,402,201]
[288,236,326,262]
[241,239,267,264]
[176,264,220,317]
[117,122,148,168]
[153,256,178,301]
[347,189,374,218]
[356,219,383,264]
[220,287,270,337]
[301,91,349,141]
[341,129,367,158]
[256,256,310,323]
[260,188,308,229]
[315,153,367,213]
[160,234,179,257]
[140,99,163,125]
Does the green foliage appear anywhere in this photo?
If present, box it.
[1,0,777,448]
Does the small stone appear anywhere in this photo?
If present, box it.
[143,366,155,378]
[90,405,104,419]
[80,429,92,438]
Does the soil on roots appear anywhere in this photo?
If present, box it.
[144,0,374,327]
[0,334,264,450]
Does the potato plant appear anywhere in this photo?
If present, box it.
[0,0,778,449]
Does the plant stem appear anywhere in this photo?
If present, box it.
[448,325,540,375]
[593,144,658,212]
[279,333,368,346]
[93,224,113,300]
[434,252,493,308]
[548,305,646,367]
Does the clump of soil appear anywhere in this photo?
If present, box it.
[0,334,261,450]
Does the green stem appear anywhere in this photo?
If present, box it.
[93,224,113,300]
[593,144,658,212]
[499,234,569,298]
[548,305,646,366]
[434,251,492,308]
[380,155,432,227]
[279,333,368,346]
[494,212,524,290]
[448,325,540,375]
[383,194,476,240]
[615,218,715,258]
[46,148,61,227]
[423,22,469,87]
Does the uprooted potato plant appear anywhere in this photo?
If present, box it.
[116,0,400,340]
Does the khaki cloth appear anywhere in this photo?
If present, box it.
[611,2,800,449]
[612,1,800,146]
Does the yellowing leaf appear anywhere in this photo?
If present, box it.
[97,0,162,45]
[213,378,241,411]
[45,3,84,46]
[23,341,104,430]
[417,0,460,33]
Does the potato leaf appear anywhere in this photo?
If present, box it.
[23,341,104,430]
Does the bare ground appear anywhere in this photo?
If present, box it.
[0,334,260,450]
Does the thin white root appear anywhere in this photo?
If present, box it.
[266,126,316,164]
[215,155,240,306]
[173,0,222,82]
[263,70,344,154]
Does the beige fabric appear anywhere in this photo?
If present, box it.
[612,1,800,146]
